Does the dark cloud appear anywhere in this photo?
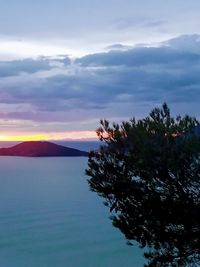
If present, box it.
[76,46,200,67]
[0,35,200,126]
[0,57,71,77]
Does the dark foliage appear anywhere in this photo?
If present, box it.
[86,103,200,267]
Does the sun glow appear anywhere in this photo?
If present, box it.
[0,131,97,142]
[0,39,88,60]
[0,135,48,141]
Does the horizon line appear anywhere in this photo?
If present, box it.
[0,131,98,142]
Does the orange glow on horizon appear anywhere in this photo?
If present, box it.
[0,131,98,142]
[0,135,48,141]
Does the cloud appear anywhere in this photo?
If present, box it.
[113,17,166,31]
[0,56,71,77]
[104,44,132,52]
[164,34,200,53]
[0,34,200,132]
[76,46,200,67]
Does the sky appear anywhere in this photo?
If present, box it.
[0,0,200,141]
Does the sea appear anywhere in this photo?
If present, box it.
[0,142,144,267]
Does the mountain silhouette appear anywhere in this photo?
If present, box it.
[0,141,88,157]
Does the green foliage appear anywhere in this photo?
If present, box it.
[86,103,200,267]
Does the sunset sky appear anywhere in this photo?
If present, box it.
[0,0,200,141]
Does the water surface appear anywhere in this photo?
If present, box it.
[0,157,144,267]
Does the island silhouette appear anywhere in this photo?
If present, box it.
[0,141,88,157]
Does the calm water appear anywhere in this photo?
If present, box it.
[0,157,144,267]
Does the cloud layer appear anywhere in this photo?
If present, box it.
[0,35,200,134]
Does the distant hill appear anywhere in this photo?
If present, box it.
[0,141,88,157]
